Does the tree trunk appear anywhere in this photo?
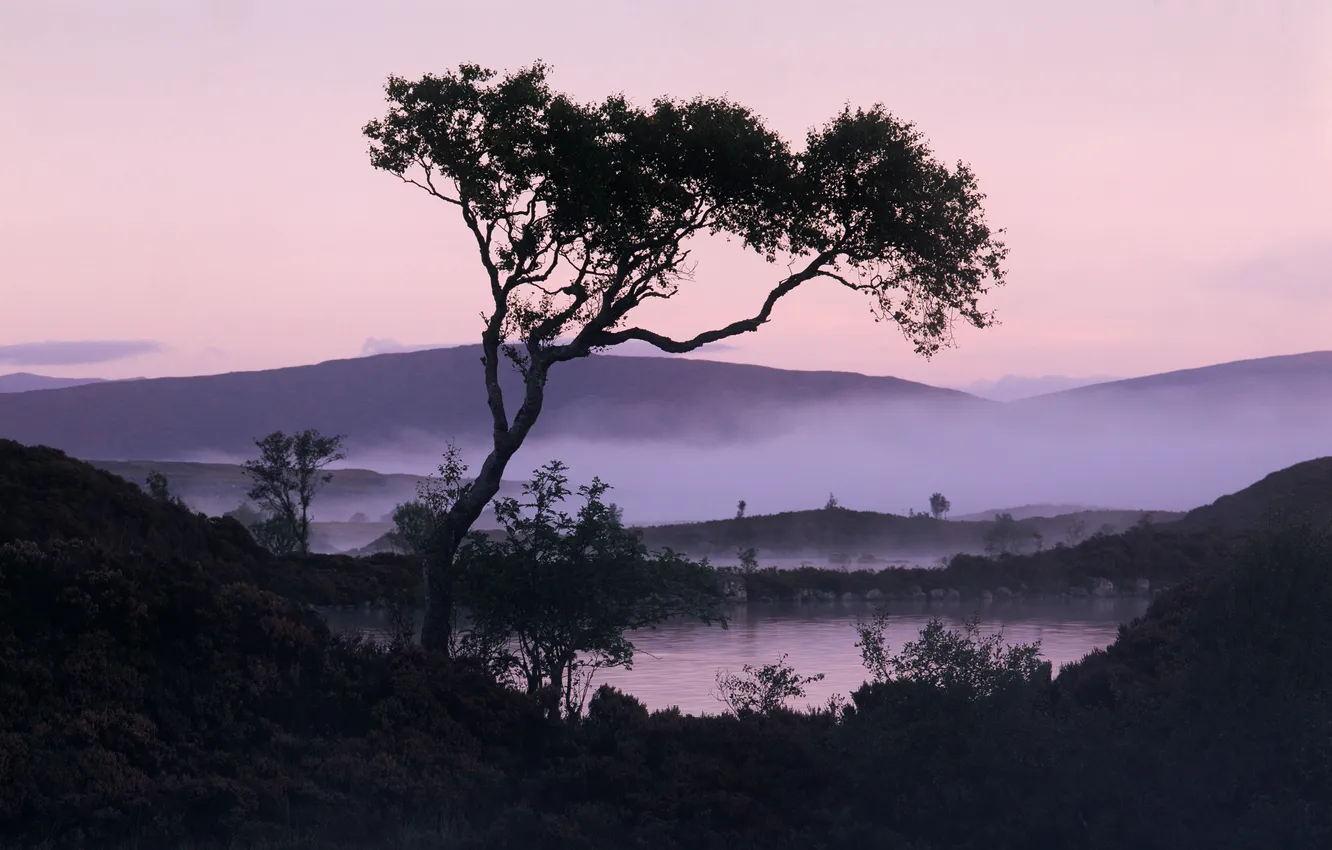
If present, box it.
[419,533,459,653]
[418,356,553,652]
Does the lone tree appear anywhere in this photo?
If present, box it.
[929,491,951,520]
[242,429,346,555]
[365,62,1008,650]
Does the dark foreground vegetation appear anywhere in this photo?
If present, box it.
[4,439,1332,848]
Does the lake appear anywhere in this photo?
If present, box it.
[321,597,1148,716]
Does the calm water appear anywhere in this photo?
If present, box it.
[321,598,1148,716]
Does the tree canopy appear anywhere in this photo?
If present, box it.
[364,62,1009,650]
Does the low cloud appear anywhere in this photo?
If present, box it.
[360,338,455,357]
[959,374,1121,402]
[0,340,161,366]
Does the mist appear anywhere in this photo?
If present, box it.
[337,389,1332,526]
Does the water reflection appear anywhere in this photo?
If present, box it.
[321,598,1148,716]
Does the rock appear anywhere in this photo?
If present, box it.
[865,588,885,602]
[1090,577,1116,598]
[994,586,1013,600]
[945,589,961,602]
[841,591,858,603]
[929,588,947,600]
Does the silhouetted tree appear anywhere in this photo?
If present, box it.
[144,469,186,508]
[825,492,840,511]
[242,429,346,555]
[736,499,747,520]
[365,62,1009,649]
[984,512,1028,556]
[457,461,725,717]
[929,491,951,520]
[714,654,825,717]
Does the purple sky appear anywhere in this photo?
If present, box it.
[3,0,1330,386]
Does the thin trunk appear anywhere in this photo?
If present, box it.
[419,358,554,652]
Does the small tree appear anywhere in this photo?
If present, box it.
[736,499,747,520]
[929,492,951,520]
[714,654,825,717]
[242,429,346,555]
[825,492,840,511]
[457,461,726,718]
[983,512,1032,556]
[855,609,1047,698]
[364,62,1008,650]
[145,470,186,508]
[390,500,437,556]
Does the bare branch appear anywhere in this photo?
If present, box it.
[587,251,836,354]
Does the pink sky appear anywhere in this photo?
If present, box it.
[3,0,1330,386]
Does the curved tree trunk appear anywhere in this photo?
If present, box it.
[419,353,551,653]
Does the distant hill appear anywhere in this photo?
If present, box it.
[0,346,985,461]
[90,458,521,521]
[0,373,109,393]
[635,505,1179,564]
[1018,351,1332,409]
[953,503,1103,522]
[1173,457,1332,532]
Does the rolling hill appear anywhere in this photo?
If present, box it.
[0,346,985,461]
[1173,457,1332,532]
[1018,350,1332,410]
[0,373,110,393]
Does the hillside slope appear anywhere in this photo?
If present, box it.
[90,458,520,521]
[0,346,984,460]
[1173,457,1332,532]
[1018,350,1332,409]
[0,373,110,393]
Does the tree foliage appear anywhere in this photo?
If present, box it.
[241,429,346,555]
[363,61,1009,649]
[855,608,1048,698]
[929,491,951,520]
[714,653,826,717]
[457,460,726,717]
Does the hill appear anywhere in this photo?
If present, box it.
[0,372,109,393]
[1018,350,1332,409]
[636,505,1179,564]
[0,439,417,606]
[1173,456,1332,532]
[89,458,519,521]
[0,346,984,461]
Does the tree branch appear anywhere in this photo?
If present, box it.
[587,251,837,353]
